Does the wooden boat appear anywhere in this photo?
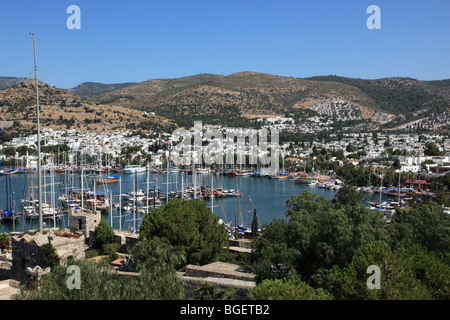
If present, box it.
[270,172,289,179]
[95,175,120,184]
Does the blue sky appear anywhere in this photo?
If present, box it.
[0,0,449,88]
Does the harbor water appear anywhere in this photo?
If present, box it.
[0,171,388,233]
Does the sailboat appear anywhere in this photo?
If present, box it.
[31,33,44,232]
[0,172,18,221]
[269,155,289,179]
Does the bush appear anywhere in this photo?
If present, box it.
[108,251,119,263]
[93,220,115,249]
[194,283,237,300]
[14,257,185,300]
[42,238,59,268]
[326,242,449,300]
[85,249,100,259]
[0,233,11,253]
[247,278,333,300]
[103,243,120,262]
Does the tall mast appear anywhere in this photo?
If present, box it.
[210,174,214,214]
[379,167,384,203]
[119,176,122,230]
[81,165,84,211]
[248,195,251,230]
[133,170,137,233]
[31,33,43,233]
[166,155,169,202]
[146,161,149,213]
[181,172,184,200]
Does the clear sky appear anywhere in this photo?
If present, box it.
[0,0,449,88]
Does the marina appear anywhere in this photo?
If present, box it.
[0,166,404,234]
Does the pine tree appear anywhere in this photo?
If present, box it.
[251,209,259,238]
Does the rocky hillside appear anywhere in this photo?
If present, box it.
[90,72,450,128]
[0,82,175,132]
[307,76,450,125]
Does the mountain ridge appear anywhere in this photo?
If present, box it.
[0,82,175,132]
[88,72,450,128]
[1,72,448,130]
[67,81,137,98]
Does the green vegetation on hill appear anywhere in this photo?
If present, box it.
[88,72,450,129]
[306,75,449,123]
[68,81,137,98]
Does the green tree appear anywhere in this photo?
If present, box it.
[424,142,443,156]
[14,251,186,300]
[251,208,259,238]
[138,199,228,266]
[392,158,401,170]
[251,190,388,286]
[327,242,449,300]
[333,184,365,207]
[42,237,59,268]
[388,203,450,259]
[247,278,333,300]
[128,238,186,299]
[92,220,115,250]
[401,245,450,300]
[251,219,296,283]
[194,283,237,300]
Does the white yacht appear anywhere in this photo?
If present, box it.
[124,165,147,174]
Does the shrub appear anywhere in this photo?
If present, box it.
[0,233,11,253]
[93,220,115,249]
[194,283,237,300]
[42,238,59,268]
[247,278,333,300]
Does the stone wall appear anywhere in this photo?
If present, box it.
[228,239,252,249]
[0,256,12,281]
[68,208,101,240]
[181,262,256,300]
[10,230,85,282]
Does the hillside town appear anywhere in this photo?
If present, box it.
[1,124,449,178]
[2,0,450,307]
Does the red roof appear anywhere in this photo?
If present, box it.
[110,258,124,266]
[405,179,430,185]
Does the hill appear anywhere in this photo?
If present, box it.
[68,81,137,98]
[90,72,450,128]
[0,82,176,133]
[0,76,36,90]
[306,76,450,125]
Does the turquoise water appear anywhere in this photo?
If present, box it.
[0,171,386,233]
